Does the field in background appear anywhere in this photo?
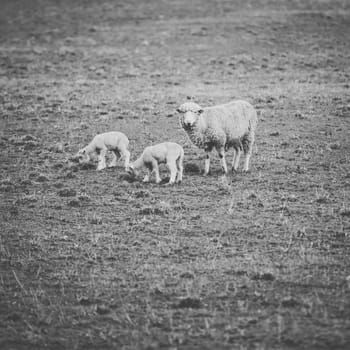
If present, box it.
[1,0,350,349]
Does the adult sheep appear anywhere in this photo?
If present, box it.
[177,100,257,175]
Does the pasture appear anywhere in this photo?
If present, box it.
[0,0,349,349]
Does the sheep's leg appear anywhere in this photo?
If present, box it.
[97,148,107,171]
[109,150,119,167]
[217,146,228,174]
[167,161,177,185]
[204,152,210,175]
[233,148,242,172]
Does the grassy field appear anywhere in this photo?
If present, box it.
[1,0,350,349]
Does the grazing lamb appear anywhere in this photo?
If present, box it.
[75,131,130,171]
[177,100,257,175]
[127,142,184,185]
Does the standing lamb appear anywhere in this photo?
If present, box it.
[127,142,184,185]
[75,131,130,171]
[177,100,257,175]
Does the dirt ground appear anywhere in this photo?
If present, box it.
[1,0,350,349]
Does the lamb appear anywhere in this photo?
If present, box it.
[127,142,184,185]
[177,100,257,175]
[75,131,130,171]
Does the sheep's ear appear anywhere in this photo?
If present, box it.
[176,108,182,113]
[198,109,204,114]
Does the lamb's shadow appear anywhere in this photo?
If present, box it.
[184,162,201,175]
[78,162,96,170]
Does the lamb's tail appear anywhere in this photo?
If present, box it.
[241,135,250,154]
[177,147,185,166]
[241,121,254,154]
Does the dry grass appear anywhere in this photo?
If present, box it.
[1,0,350,349]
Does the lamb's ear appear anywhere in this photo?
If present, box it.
[127,167,136,177]
[176,108,182,113]
[198,109,204,114]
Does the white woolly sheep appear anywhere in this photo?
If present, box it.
[76,131,130,171]
[177,100,257,175]
[127,142,184,185]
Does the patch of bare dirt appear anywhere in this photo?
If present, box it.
[1,0,350,349]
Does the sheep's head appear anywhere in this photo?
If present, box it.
[177,102,203,129]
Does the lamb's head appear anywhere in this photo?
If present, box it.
[73,147,88,163]
[177,102,203,129]
[126,164,137,178]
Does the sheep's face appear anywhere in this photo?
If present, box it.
[177,102,203,129]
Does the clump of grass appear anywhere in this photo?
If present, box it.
[175,297,203,309]
[340,208,350,217]
[0,178,14,192]
[89,214,103,225]
[78,193,91,202]
[36,173,49,182]
[23,141,38,150]
[57,188,77,197]
[139,201,172,216]
[133,189,151,198]
[21,134,37,142]
[67,199,80,207]
[20,193,39,203]
[251,272,275,281]
[315,186,330,204]
[48,143,64,153]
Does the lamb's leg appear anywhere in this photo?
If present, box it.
[166,161,177,185]
[97,148,107,171]
[109,150,119,167]
[243,148,252,172]
[243,136,254,172]
[143,163,152,182]
[204,152,210,175]
[231,148,237,172]
[143,172,151,182]
[86,152,95,163]
[233,148,242,172]
[176,157,183,183]
[217,146,228,174]
[151,160,161,184]
[122,149,131,170]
